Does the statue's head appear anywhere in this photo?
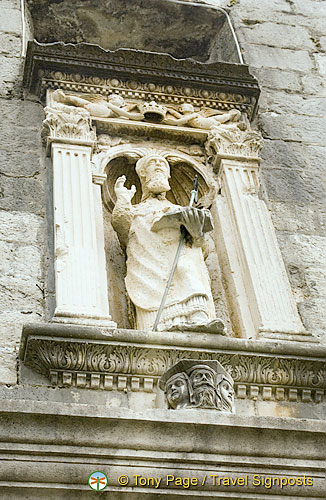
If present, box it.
[108,94,125,107]
[165,372,191,409]
[159,359,235,412]
[216,373,235,413]
[187,365,216,390]
[180,103,195,114]
[187,365,217,409]
[135,154,171,199]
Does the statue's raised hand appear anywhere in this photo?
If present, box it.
[114,175,136,204]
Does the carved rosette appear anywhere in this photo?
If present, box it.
[42,104,96,146]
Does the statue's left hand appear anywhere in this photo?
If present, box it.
[182,207,205,240]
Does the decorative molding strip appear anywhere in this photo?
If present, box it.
[23,42,260,119]
[21,325,325,403]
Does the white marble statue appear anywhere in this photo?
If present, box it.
[52,89,144,120]
[111,154,225,333]
[163,103,242,130]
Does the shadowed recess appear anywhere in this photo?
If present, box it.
[26,0,238,63]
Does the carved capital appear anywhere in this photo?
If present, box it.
[42,103,96,151]
[205,124,263,167]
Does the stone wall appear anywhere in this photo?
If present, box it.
[211,0,326,341]
[0,0,325,387]
[0,0,46,383]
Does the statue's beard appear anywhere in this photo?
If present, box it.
[192,385,218,409]
[146,173,170,194]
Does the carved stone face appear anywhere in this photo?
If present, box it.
[189,367,216,390]
[166,373,190,409]
[109,94,125,107]
[143,156,170,194]
[219,379,234,406]
[180,103,194,114]
[216,375,234,413]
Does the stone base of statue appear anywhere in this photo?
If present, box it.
[164,318,226,335]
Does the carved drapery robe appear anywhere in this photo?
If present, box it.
[112,196,215,330]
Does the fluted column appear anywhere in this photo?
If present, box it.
[207,126,311,341]
[43,103,115,326]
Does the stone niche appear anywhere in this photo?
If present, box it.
[20,41,325,418]
[26,0,239,63]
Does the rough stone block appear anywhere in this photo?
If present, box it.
[259,90,326,117]
[259,113,326,144]
[303,267,326,299]
[0,172,45,215]
[269,201,320,235]
[262,167,325,204]
[0,124,41,153]
[251,67,301,91]
[301,73,325,95]
[245,45,313,72]
[0,211,43,245]
[0,274,43,313]
[0,98,44,127]
[0,241,42,277]
[277,233,326,267]
[0,150,43,177]
[0,32,21,56]
[0,54,22,81]
[294,0,326,18]
[0,348,17,385]
[319,36,326,51]
[234,9,312,29]
[239,23,313,50]
[260,139,308,169]
[298,298,326,339]
[0,8,21,34]
[314,53,326,77]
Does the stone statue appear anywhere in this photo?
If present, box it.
[111,153,225,333]
[52,90,144,120]
[159,359,235,412]
[163,103,242,130]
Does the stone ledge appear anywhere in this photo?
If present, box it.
[0,400,324,499]
[19,323,326,403]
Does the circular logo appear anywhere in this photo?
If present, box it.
[88,471,108,491]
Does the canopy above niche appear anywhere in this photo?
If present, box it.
[26,0,239,63]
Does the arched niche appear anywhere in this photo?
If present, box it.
[93,144,231,331]
[94,145,217,213]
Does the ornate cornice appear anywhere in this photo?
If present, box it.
[23,42,260,119]
[20,323,325,403]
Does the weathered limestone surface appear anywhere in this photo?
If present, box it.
[182,0,326,341]
[0,399,324,499]
[226,0,326,342]
[0,1,45,384]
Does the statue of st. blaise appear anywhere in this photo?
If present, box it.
[111,154,225,333]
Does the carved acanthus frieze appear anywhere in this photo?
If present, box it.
[22,336,325,403]
[38,74,256,118]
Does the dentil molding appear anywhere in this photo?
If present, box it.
[20,323,325,404]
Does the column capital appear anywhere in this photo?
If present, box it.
[205,124,263,169]
[42,103,96,155]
